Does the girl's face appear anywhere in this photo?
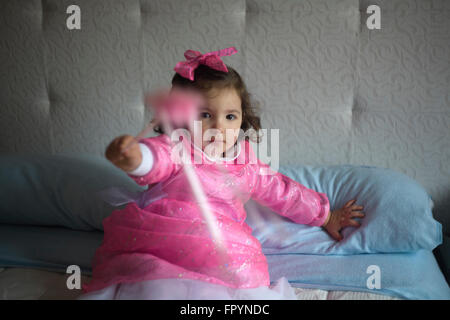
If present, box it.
[195,87,243,156]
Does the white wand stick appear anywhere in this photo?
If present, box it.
[161,114,228,260]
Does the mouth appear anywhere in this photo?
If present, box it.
[207,137,224,143]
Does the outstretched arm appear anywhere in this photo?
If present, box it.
[250,158,330,227]
[125,143,154,176]
[126,135,180,186]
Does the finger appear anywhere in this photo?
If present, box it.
[114,151,124,162]
[344,199,357,208]
[123,135,135,145]
[105,144,113,157]
[112,137,122,148]
[351,211,365,218]
[329,229,343,241]
[342,208,353,219]
[109,145,120,160]
[114,137,127,154]
[352,205,364,210]
[347,219,362,228]
[120,137,135,153]
[344,207,354,215]
[111,154,123,165]
[119,139,129,151]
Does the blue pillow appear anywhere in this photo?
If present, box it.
[0,224,102,275]
[0,154,146,231]
[244,164,442,254]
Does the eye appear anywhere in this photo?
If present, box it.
[226,114,236,120]
[200,112,211,119]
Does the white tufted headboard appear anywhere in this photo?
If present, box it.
[0,0,449,234]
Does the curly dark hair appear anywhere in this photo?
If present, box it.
[153,64,262,143]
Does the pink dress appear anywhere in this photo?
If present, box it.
[79,134,330,299]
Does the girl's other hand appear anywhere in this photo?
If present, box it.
[105,134,143,172]
[322,199,365,241]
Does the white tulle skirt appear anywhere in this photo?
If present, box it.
[77,277,298,300]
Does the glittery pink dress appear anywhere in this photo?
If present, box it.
[79,134,330,299]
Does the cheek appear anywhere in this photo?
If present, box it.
[233,121,243,136]
[229,124,242,144]
[199,121,209,137]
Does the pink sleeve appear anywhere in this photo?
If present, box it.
[126,134,179,186]
[249,150,330,227]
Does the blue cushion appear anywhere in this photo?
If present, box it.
[0,154,145,231]
[245,164,443,254]
[266,250,450,300]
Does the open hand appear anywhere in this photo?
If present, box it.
[322,199,365,241]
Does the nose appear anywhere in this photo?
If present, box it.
[211,119,226,137]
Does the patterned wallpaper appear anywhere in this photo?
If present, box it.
[0,0,448,232]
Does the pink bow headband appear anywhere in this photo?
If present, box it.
[174,47,238,81]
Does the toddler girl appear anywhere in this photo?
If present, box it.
[78,47,364,300]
